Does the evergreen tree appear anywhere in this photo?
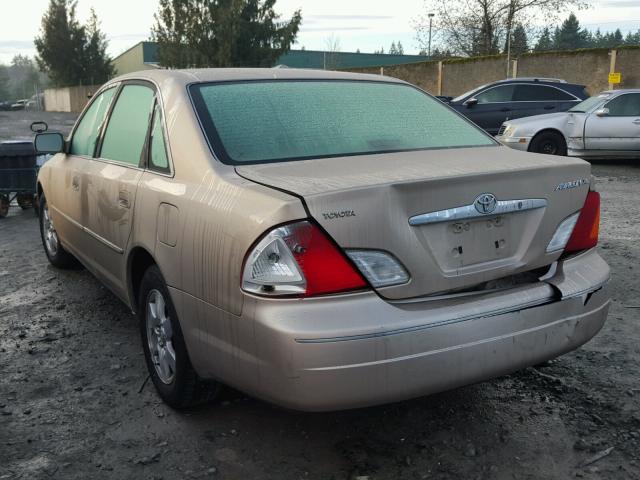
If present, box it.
[34,0,86,86]
[534,27,553,51]
[592,28,604,47]
[34,0,113,86]
[612,28,624,46]
[397,41,404,54]
[0,65,10,101]
[83,9,115,85]
[507,24,528,56]
[389,42,398,54]
[553,13,589,50]
[152,0,302,68]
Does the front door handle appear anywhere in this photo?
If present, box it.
[500,107,511,112]
[71,176,79,191]
[633,119,640,125]
[544,105,556,110]
[118,190,131,209]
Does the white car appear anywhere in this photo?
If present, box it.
[497,89,640,158]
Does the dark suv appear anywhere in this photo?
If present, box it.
[443,78,589,135]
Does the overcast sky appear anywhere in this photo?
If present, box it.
[1,0,640,64]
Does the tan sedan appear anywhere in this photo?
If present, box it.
[34,69,610,411]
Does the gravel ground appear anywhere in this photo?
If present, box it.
[1,111,639,479]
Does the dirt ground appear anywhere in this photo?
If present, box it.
[1,111,640,480]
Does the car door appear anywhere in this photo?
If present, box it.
[80,82,155,296]
[465,84,516,134]
[584,93,640,152]
[512,84,579,119]
[47,85,117,257]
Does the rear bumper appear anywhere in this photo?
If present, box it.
[188,249,610,411]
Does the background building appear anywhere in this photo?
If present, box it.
[111,41,426,75]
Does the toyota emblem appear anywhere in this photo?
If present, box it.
[474,193,498,214]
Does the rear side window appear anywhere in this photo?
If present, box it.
[149,102,170,173]
[605,93,640,116]
[191,80,495,164]
[475,85,515,103]
[70,87,116,156]
[513,85,575,101]
[100,84,155,166]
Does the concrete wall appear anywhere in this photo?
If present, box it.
[44,85,101,113]
[516,50,611,95]
[441,56,506,97]
[345,47,640,97]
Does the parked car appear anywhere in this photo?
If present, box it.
[10,99,28,110]
[0,101,11,111]
[444,78,589,135]
[34,69,610,411]
[497,89,640,157]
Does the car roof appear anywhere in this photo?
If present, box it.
[110,67,406,87]
[495,77,568,84]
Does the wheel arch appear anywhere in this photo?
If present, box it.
[127,246,159,313]
[527,128,567,152]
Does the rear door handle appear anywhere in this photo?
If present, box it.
[71,176,79,191]
[118,190,130,209]
[544,105,556,110]
[633,119,640,125]
[500,107,511,112]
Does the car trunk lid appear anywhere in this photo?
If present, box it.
[236,146,591,300]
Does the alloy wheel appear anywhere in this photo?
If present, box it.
[146,289,176,384]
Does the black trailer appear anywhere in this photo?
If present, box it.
[0,122,50,218]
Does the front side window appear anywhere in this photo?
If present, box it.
[191,80,495,165]
[475,85,515,104]
[70,87,116,156]
[148,102,170,173]
[100,84,155,166]
[605,94,640,116]
[513,85,575,101]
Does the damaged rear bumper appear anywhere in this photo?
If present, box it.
[193,249,611,411]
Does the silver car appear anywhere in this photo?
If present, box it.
[497,89,640,158]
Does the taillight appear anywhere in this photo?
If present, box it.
[565,191,600,253]
[242,220,368,297]
[546,191,600,254]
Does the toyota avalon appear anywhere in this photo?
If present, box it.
[34,69,610,411]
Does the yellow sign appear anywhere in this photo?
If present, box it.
[608,72,621,84]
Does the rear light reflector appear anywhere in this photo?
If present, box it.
[546,213,580,253]
[242,220,368,297]
[346,250,409,288]
[565,191,600,253]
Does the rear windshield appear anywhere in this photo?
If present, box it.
[190,80,495,164]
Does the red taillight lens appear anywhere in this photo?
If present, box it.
[290,222,368,296]
[565,191,600,253]
[242,220,368,297]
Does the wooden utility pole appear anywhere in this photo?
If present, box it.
[608,49,617,90]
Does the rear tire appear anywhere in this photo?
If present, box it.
[138,265,218,409]
[39,195,77,268]
[529,131,567,156]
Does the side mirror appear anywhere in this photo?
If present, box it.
[464,98,478,108]
[35,132,65,154]
[595,108,609,117]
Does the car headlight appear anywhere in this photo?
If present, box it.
[503,125,515,137]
